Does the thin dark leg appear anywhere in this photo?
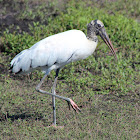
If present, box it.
[36,70,72,102]
[36,70,81,125]
[52,69,59,126]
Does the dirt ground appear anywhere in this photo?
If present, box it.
[0,0,68,35]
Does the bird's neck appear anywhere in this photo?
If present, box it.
[87,28,98,42]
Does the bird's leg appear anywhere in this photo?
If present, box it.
[52,69,59,126]
[67,99,81,113]
[36,71,81,113]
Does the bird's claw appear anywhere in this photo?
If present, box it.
[67,99,81,113]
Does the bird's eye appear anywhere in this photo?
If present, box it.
[98,24,101,27]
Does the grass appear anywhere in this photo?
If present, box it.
[0,0,140,139]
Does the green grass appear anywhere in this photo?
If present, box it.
[0,0,140,139]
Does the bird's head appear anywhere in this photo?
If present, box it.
[87,19,117,60]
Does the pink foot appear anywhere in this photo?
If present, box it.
[68,99,81,112]
[47,124,64,128]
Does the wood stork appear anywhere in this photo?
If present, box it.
[10,19,117,127]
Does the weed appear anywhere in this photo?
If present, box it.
[0,0,139,139]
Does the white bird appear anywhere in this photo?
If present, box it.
[10,19,117,127]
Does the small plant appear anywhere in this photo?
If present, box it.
[0,0,139,139]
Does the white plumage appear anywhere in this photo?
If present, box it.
[10,20,117,127]
[11,30,97,74]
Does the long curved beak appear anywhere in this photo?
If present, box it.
[99,27,117,60]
